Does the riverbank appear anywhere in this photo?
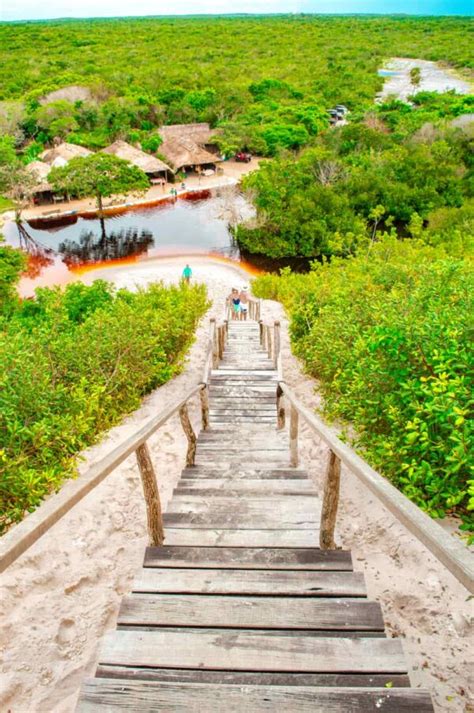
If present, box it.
[378,57,472,102]
[1,157,262,224]
[0,258,472,713]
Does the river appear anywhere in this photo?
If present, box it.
[3,187,256,296]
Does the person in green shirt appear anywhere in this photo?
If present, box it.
[182,264,192,284]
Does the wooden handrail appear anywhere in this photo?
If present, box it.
[0,382,205,573]
[277,381,474,594]
[0,310,234,572]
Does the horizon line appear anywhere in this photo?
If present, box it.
[1,11,473,24]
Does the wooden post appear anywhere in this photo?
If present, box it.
[290,405,299,467]
[135,443,164,546]
[259,320,264,347]
[273,321,281,369]
[179,404,197,466]
[266,325,272,360]
[200,385,210,430]
[210,318,218,368]
[320,450,341,550]
[276,383,285,430]
[224,319,229,340]
[218,325,224,360]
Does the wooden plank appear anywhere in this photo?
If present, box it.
[167,495,319,508]
[174,480,315,494]
[163,529,318,547]
[144,546,353,570]
[118,594,383,630]
[132,568,366,596]
[98,630,407,672]
[180,468,309,479]
[78,681,434,713]
[162,502,319,529]
[95,665,412,688]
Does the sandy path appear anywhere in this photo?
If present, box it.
[378,57,472,102]
[0,260,472,712]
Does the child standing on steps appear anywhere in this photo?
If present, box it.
[230,288,240,320]
[239,286,249,321]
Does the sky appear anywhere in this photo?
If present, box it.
[1,0,472,22]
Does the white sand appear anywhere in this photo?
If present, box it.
[0,259,472,713]
[378,58,472,103]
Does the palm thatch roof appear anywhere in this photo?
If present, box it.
[102,140,170,175]
[26,160,52,193]
[159,122,220,145]
[40,142,92,165]
[159,138,220,172]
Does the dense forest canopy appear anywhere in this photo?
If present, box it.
[0,15,473,530]
[0,15,472,156]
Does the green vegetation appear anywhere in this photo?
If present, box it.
[253,238,473,532]
[49,152,150,212]
[236,92,473,258]
[0,256,209,533]
[0,16,472,158]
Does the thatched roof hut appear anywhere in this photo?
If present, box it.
[26,160,52,193]
[159,122,219,146]
[40,142,92,166]
[157,123,222,174]
[102,140,170,178]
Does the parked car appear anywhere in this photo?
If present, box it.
[235,152,252,163]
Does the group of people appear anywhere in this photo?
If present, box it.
[229,286,250,320]
[182,265,250,321]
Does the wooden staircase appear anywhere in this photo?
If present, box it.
[77,320,434,711]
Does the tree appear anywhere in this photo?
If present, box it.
[49,153,149,238]
[0,241,26,315]
[410,67,422,90]
[0,135,37,222]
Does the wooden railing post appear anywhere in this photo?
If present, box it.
[200,385,210,430]
[320,450,341,550]
[210,318,218,368]
[135,442,164,546]
[276,383,285,430]
[289,405,299,467]
[179,404,197,466]
[273,320,281,369]
[266,325,272,360]
[218,325,224,360]
[259,320,264,347]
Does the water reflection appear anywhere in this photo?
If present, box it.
[59,228,154,266]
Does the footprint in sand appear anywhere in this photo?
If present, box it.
[56,618,76,646]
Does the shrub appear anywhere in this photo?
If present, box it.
[0,278,209,532]
[253,237,473,531]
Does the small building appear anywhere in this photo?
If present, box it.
[40,142,92,167]
[158,123,222,176]
[102,140,171,183]
[26,160,55,204]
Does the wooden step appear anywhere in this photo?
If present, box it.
[163,529,319,547]
[96,629,407,672]
[174,480,315,494]
[94,665,411,688]
[180,467,308,479]
[131,568,367,597]
[144,547,353,570]
[118,594,384,631]
[78,680,434,712]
